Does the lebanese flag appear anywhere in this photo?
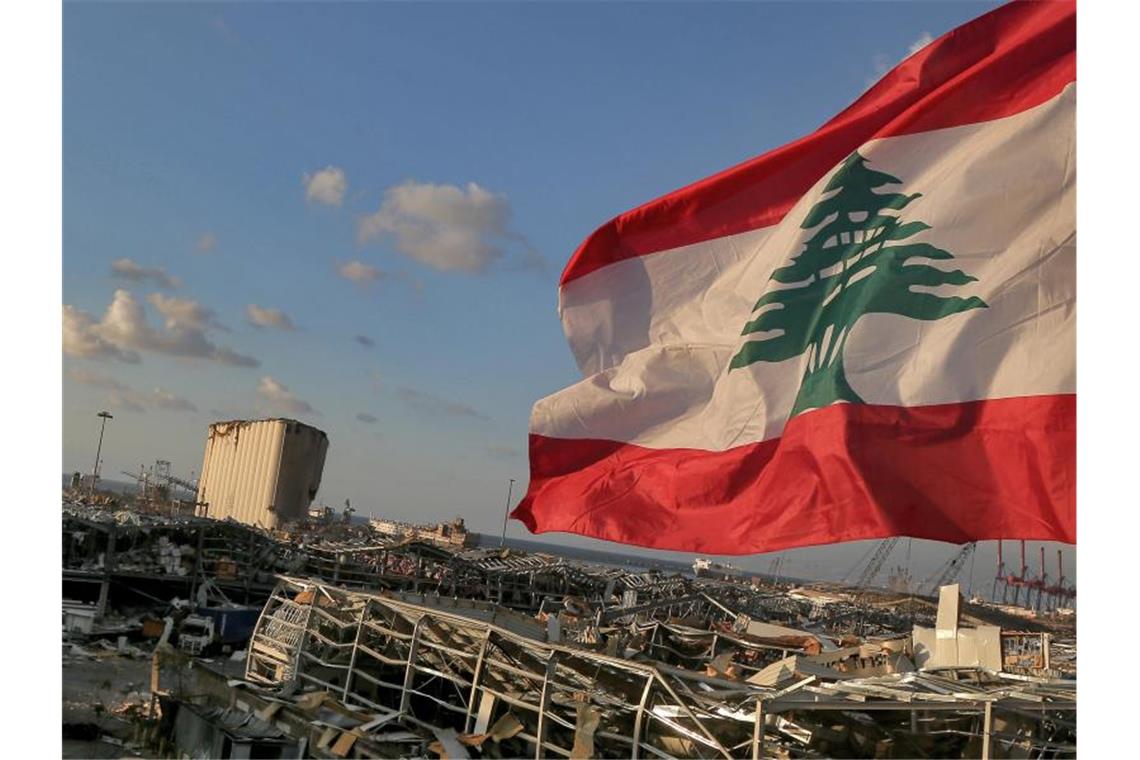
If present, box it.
[512,0,1075,555]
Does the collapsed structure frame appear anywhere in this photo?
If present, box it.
[245,578,1076,759]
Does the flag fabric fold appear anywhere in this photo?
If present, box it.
[512,0,1075,555]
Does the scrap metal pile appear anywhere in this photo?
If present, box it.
[64,501,688,612]
[63,502,1076,757]
[223,578,1074,758]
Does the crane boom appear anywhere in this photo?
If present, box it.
[854,538,900,590]
[924,542,977,596]
[157,472,198,493]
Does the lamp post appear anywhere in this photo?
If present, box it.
[89,411,113,502]
[499,478,515,548]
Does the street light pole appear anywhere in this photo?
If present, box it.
[499,478,516,548]
[89,411,113,502]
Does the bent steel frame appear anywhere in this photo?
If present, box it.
[246,578,1075,759]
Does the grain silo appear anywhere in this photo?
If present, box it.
[196,419,328,528]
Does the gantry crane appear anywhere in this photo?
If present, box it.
[1043,548,1076,610]
[995,539,1033,605]
[994,540,1076,612]
[121,460,198,506]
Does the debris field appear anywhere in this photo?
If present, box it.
[62,500,1076,758]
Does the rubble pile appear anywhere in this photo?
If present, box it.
[63,502,1076,758]
[225,578,1074,758]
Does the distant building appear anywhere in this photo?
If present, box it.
[196,419,328,528]
[692,557,744,581]
[369,516,471,548]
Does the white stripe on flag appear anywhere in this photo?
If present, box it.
[539,85,1075,451]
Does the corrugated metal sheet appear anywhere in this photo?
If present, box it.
[196,419,328,528]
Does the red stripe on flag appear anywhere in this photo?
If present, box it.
[512,395,1075,554]
[561,0,1075,286]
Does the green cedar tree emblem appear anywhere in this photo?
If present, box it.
[729,151,987,417]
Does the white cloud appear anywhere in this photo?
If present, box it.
[337,260,384,283]
[257,376,316,416]
[64,305,141,363]
[358,180,523,273]
[148,293,227,332]
[67,368,198,413]
[63,290,258,367]
[304,166,347,206]
[246,304,297,331]
[111,258,181,289]
[909,32,934,56]
[196,232,217,253]
[64,303,138,362]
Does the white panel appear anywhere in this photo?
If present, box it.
[935,584,960,636]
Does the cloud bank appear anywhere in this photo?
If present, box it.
[63,290,258,367]
[68,368,198,413]
[148,293,227,332]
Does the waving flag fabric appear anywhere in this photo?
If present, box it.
[512,0,1075,554]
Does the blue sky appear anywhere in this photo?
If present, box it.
[63,0,1073,584]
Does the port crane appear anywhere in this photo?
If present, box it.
[160,472,199,495]
[1043,548,1076,610]
[767,553,786,587]
[850,537,900,592]
[1024,545,1050,611]
[923,542,977,597]
[120,459,198,504]
[993,540,1076,612]
[1023,545,1077,612]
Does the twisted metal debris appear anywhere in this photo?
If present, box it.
[243,578,1074,758]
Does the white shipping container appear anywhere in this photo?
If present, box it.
[196,419,328,528]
